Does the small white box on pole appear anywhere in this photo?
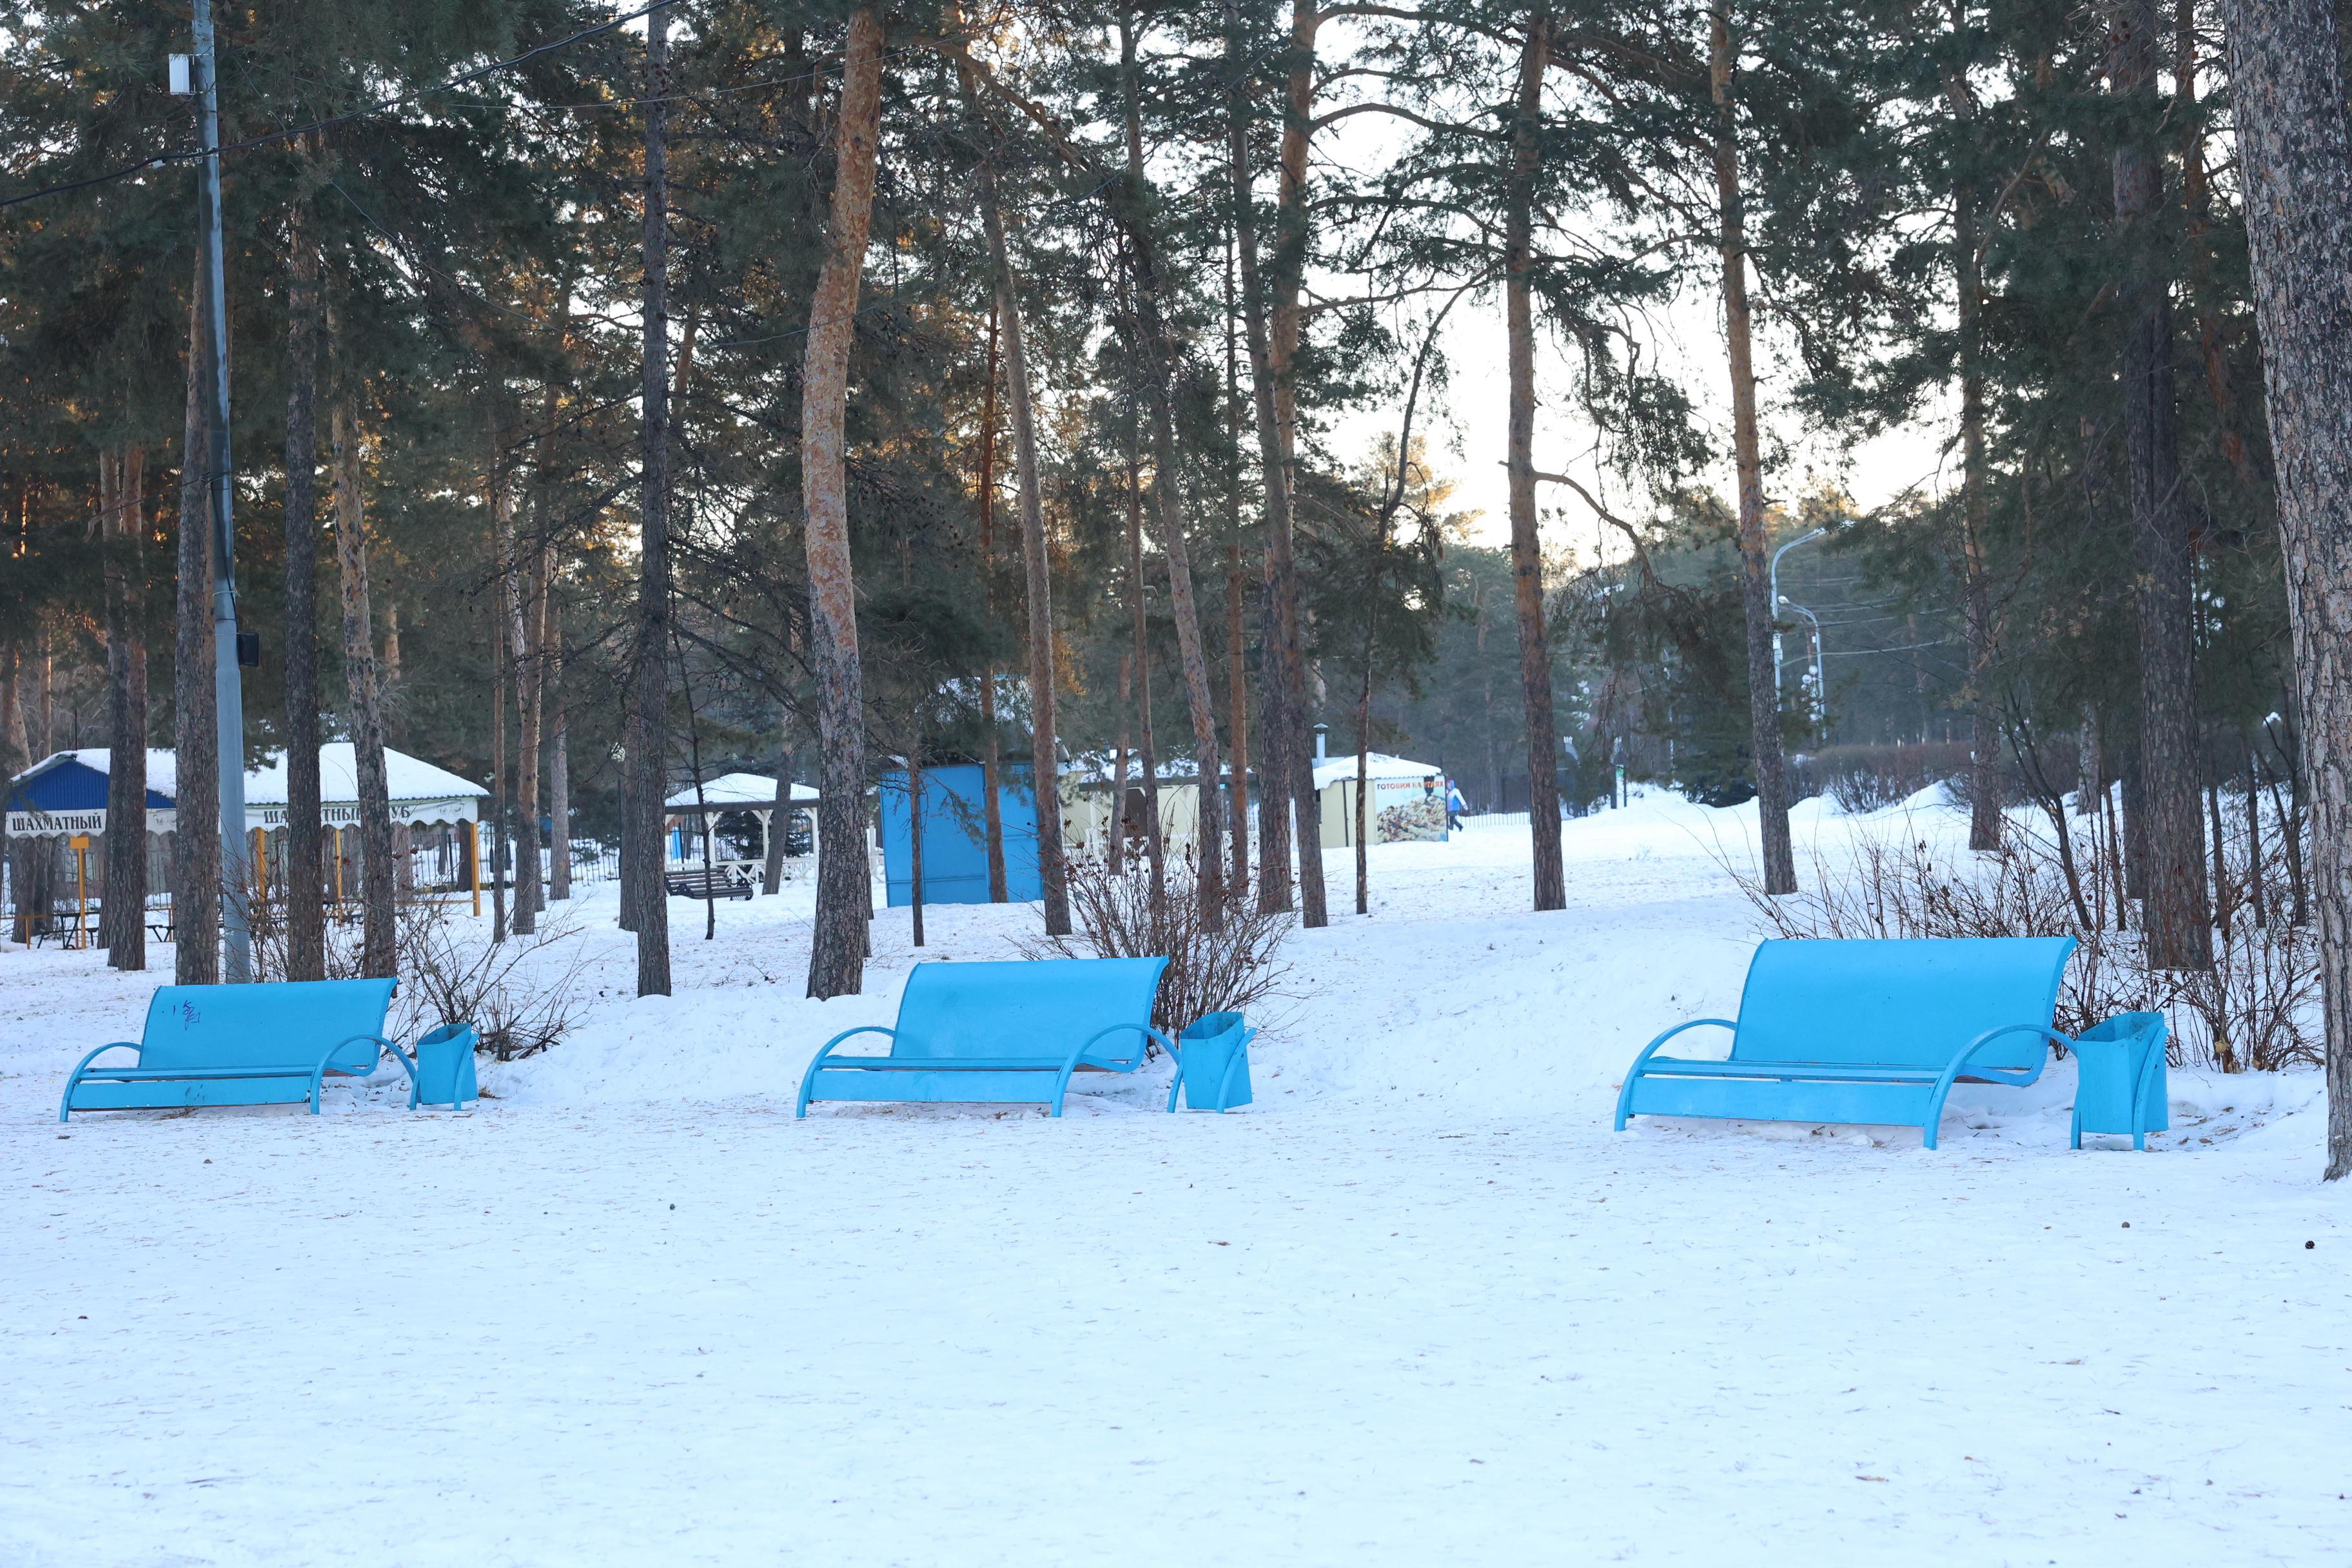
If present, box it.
[168,54,193,94]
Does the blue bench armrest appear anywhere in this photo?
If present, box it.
[796,1026,899,1116]
[1613,1019,1736,1130]
[1916,1021,2074,1149]
[58,1043,143,1123]
[311,1034,414,1115]
[1080,1021,1178,1071]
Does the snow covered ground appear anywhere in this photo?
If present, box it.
[3,792,2346,1565]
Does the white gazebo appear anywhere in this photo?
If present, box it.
[244,744,492,910]
[663,773,818,887]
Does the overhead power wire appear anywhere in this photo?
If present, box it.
[0,0,688,211]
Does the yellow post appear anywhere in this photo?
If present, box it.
[333,827,345,905]
[252,827,266,901]
[69,834,91,950]
[470,819,482,917]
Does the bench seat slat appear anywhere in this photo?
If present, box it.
[1634,1059,2028,1084]
[70,1064,376,1083]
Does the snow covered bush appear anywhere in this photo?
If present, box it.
[1730,812,2319,1071]
[1021,854,1292,1034]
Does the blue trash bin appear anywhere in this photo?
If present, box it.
[1167,1012,1255,1112]
[2071,1012,2169,1150]
[409,1021,480,1111]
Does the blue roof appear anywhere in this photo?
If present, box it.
[5,752,175,815]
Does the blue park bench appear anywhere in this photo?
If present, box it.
[796,956,1176,1117]
[61,977,416,1121]
[1613,936,2077,1148]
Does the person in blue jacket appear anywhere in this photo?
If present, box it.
[1445,779,1467,830]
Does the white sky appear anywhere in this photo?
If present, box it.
[1323,280,1956,564]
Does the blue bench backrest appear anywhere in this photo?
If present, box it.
[1732,937,2075,1075]
[890,957,1168,1061]
[139,978,397,1074]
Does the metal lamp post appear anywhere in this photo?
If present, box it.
[1767,526,1828,701]
[177,1,252,981]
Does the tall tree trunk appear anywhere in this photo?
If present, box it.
[101,446,149,971]
[2112,0,2213,968]
[907,750,926,948]
[1355,632,1374,916]
[1222,215,1253,905]
[282,187,326,978]
[1109,654,1132,871]
[491,567,509,947]
[628,7,676,995]
[1712,0,1796,896]
[2218,0,2352,1174]
[970,152,1070,933]
[328,399,396,979]
[1230,50,1297,915]
[803,7,886,999]
[1128,444,1168,911]
[1268,0,1330,924]
[1116,17,1226,929]
[975,298,1010,903]
[1227,542,1251,899]
[764,734,794,895]
[1946,37,2004,853]
[545,540,572,902]
[509,504,545,934]
[1505,9,1569,909]
[1228,3,1325,921]
[173,285,221,986]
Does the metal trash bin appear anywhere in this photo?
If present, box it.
[1168,1012,1255,1113]
[2071,1012,2168,1150]
[409,1021,480,1111]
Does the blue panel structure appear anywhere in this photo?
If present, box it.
[878,763,1043,906]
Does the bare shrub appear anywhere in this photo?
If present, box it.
[1725,808,2320,1070]
[250,892,591,1062]
[1019,853,1292,1034]
[397,903,594,1061]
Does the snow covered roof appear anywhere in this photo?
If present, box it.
[1311,752,1447,790]
[10,748,179,798]
[244,744,487,806]
[665,772,818,810]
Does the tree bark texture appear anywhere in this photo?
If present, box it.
[1946,42,2004,854]
[281,190,326,979]
[1270,0,1331,925]
[1128,448,1168,910]
[2218,0,2352,1174]
[508,500,545,933]
[1506,10,1569,910]
[173,284,221,986]
[976,300,1010,904]
[100,446,148,971]
[1230,68,1298,914]
[1118,20,1226,930]
[545,540,572,902]
[1712,0,1796,896]
[765,736,794,895]
[980,179,1071,934]
[803,7,886,999]
[329,400,397,979]
[629,6,676,995]
[2112,0,2214,969]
